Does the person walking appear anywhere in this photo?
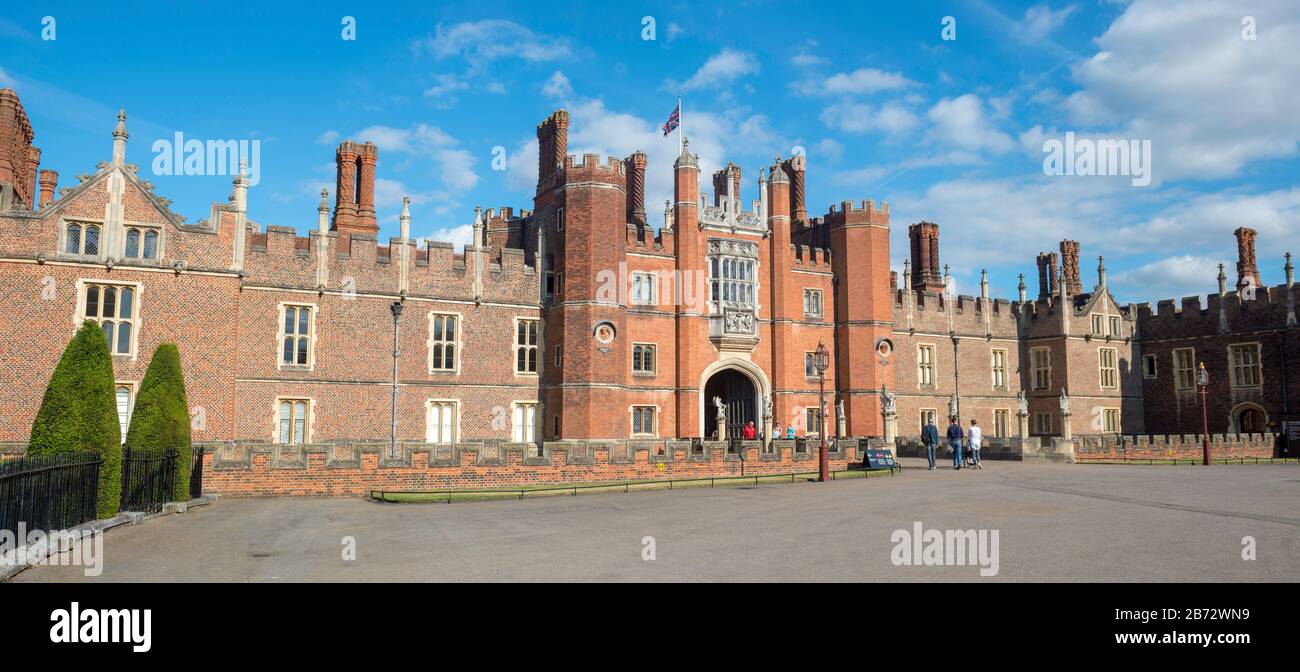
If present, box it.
[967,418,983,470]
[921,418,941,470]
[946,417,964,470]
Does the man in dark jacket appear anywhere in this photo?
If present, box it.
[921,419,940,470]
[946,417,964,470]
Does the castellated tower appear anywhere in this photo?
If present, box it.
[535,110,632,439]
[829,200,892,436]
[331,140,379,244]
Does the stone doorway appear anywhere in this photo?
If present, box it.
[703,368,757,440]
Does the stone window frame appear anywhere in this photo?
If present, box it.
[919,408,938,433]
[114,381,137,445]
[802,288,823,318]
[76,278,143,361]
[425,398,460,444]
[1090,313,1106,337]
[805,406,824,438]
[1030,346,1052,390]
[513,317,540,377]
[1142,354,1158,379]
[632,342,657,376]
[1172,348,1196,391]
[58,218,105,260]
[426,310,462,375]
[630,404,659,437]
[1098,347,1119,390]
[277,301,317,371]
[993,409,1009,438]
[1109,315,1123,339]
[917,343,937,388]
[122,222,165,262]
[630,271,657,307]
[990,348,1008,390]
[1102,407,1121,433]
[273,397,314,445]
[1033,411,1052,435]
[706,238,761,318]
[1228,342,1263,389]
[511,400,538,443]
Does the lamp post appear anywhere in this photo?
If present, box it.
[1197,362,1210,465]
[814,340,830,482]
[389,300,404,460]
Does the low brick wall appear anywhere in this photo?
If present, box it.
[1072,433,1277,461]
[196,437,869,497]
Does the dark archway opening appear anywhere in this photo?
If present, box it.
[703,369,757,440]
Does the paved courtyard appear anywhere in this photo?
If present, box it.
[12,458,1300,582]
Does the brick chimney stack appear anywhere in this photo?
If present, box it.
[626,151,647,227]
[38,169,57,208]
[0,88,37,211]
[356,142,377,231]
[1036,252,1059,299]
[908,222,944,293]
[535,110,569,187]
[1060,240,1082,295]
[787,154,806,223]
[27,146,40,204]
[1234,227,1262,292]
[331,140,378,239]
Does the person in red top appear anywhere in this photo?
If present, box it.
[742,420,757,440]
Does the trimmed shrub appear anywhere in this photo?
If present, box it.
[125,343,192,500]
[28,320,122,518]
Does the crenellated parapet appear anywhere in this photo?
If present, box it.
[1138,284,1293,340]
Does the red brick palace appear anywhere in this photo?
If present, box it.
[0,88,1292,491]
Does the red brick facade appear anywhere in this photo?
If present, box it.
[0,89,1291,497]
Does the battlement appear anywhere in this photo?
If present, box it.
[895,288,1022,336]
[1138,284,1294,339]
[823,199,890,225]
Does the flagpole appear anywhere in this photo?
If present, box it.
[678,95,683,156]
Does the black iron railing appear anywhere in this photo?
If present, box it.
[119,447,176,514]
[0,451,102,538]
[189,447,205,500]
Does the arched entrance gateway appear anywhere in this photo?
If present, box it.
[1233,404,1268,434]
[704,369,757,440]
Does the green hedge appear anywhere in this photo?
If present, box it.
[28,321,122,518]
[125,343,192,500]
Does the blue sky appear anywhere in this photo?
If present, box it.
[2,0,1298,304]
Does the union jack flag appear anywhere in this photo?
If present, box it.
[661,103,680,136]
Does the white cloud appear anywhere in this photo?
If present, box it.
[1110,255,1228,301]
[820,101,920,134]
[670,49,759,92]
[0,66,14,87]
[316,130,339,145]
[419,224,475,250]
[351,123,479,198]
[413,20,572,70]
[423,74,469,109]
[542,71,573,100]
[815,138,844,162]
[1062,0,1300,182]
[666,23,684,42]
[1018,3,1078,41]
[925,94,1015,154]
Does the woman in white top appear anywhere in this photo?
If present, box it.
[967,419,984,470]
